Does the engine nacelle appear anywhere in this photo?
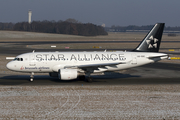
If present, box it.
[58,69,78,80]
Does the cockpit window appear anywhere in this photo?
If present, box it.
[13,58,23,61]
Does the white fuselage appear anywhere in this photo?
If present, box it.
[6,51,168,73]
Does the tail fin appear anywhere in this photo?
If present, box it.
[133,23,165,52]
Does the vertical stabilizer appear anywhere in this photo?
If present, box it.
[133,23,165,52]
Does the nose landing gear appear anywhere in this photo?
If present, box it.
[30,72,34,82]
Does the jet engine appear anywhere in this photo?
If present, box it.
[58,69,78,80]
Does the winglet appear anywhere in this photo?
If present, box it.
[133,23,165,52]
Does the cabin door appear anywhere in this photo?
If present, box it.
[131,54,137,64]
[29,54,36,66]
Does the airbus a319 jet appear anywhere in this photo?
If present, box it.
[6,23,168,82]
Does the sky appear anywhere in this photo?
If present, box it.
[0,0,180,27]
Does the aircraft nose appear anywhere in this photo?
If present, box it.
[6,62,14,70]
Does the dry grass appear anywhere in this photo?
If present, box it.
[1,31,179,49]
[1,31,180,42]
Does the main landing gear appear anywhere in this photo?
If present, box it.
[30,72,34,82]
[86,72,93,82]
[79,75,93,82]
[86,77,93,82]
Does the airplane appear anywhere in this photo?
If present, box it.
[6,23,168,82]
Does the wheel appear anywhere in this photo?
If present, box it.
[30,78,33,82]
[87,77,93,82]
[79,75,86,81]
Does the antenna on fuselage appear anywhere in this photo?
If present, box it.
[32,50,35,53]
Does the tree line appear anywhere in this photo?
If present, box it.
[105,25,180,32]
[1,21,180,34]
[0,22,14,30]
[0,20,108,36]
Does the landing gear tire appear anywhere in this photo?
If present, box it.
[87,77,93,83]
[79,75,86,81]
[30,78,33,82]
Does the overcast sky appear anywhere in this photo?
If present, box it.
[0,0,180,27]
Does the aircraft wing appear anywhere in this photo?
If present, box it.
[64,62,125,69]
[64,62,128,73]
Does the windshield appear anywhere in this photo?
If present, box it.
[13,58,23,61]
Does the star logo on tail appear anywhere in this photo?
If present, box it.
[146,35,158,49]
